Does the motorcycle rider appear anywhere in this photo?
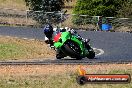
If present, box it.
[43,23,54,46]
[43,24,90,48]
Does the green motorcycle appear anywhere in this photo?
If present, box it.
[53,31,95,60]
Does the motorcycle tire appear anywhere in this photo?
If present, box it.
[62,41,82,60]
[87,50,95,59]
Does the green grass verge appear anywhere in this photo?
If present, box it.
[0,36,55,60]
[0,69,131,88]
[0,43,27,60]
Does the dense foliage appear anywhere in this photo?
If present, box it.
[73,0,125,17]
[25,0,64,12]
[73,0,132,25]
[117,0,132,17]
[25,0,65,25]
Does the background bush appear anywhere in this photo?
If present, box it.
[73,0,132,25]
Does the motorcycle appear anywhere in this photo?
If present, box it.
[53,31,95,60]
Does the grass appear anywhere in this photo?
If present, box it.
[0,36,55,60]
[0,68,131,88]
[0,43,27,59]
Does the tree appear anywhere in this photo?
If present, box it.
[25,0,64,12]
[25,0,65,25]
[73,0,124,17]
[117,0,132,17]
[72,0,126,25]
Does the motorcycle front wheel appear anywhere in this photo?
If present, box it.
[85,44,95,59]
[87,50,95,59]
[62,40,82,60]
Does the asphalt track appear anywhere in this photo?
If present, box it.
[0,26,132,64]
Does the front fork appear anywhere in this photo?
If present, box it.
[84,43,94,55]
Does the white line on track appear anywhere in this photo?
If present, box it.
[29,39,35,41]
[5,36,10,38]
[23,38,28,40]
[93,48,104,56]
